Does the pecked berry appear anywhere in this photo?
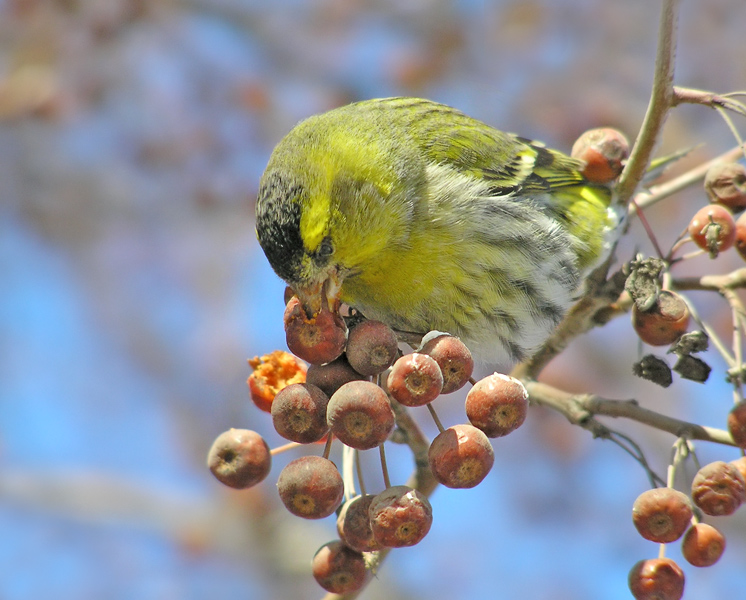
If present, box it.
[247,350,307,413]
[369,485,433,547]
[284,297,346,365]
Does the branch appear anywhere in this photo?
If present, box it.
[615,0,680,204]
[525,381,737,447]
[633,143,746,211]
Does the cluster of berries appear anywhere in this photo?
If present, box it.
[207,296,529,594]
[628,457,746,600]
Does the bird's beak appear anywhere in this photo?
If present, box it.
[295,272,342,320]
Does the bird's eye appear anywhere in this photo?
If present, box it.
[317,236,334,258]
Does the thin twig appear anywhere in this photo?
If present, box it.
[616,0,680,204]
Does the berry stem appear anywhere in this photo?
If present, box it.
[355,449,367,497]
[426,403,446,434]
[270,441,301,456]
[342,444,357,501]
[658,542,666,560]
[379,443,391,489]
[322,433,334,460]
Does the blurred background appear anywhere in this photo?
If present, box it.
[1,0,745,598]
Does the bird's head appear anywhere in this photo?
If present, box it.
[255,166,344,319]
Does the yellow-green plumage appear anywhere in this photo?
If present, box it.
[256,97,619,363]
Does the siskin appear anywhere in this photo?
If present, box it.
[255,97,621,363]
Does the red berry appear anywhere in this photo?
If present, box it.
[730,456,746,483]
[687,204,736,257]
[271,383,330,444]
[207,429,271,489]
[306,354,366,397]
[682,523,725,567]
[327,381,395,450]
[705,161,746,210]
[691,460,746,516]
[311,540,368,594]
[369,485,433,547]
[247,350,307,413]
[465,373,528,438]
[428,424,494,488]
[283,297,346,365]
[628,558,685,600]
[386,353,443,407]
[631,488,693,543]
[420,334,474,394]
[632,290,690,346]
[337,494,383,553]
[735,211,746,261]
[571,127,630,184]
[727,400,746,448]
[345,320,399,376]
[276,456,344,519]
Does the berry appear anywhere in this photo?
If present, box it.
[306,355,366,397]
[631,488,693,543]
[632,290,690,346]
[735,211,746,261]
[271,383,330,444]
[387,353,443,407]
[311,540,368,594]
[428,424,494,488]
[571,127,629,184]
[628,558,685,600]
[369,485,433,547]
[327,381,395,450]
[704,161,746,210]
[277,456,344,519]
[730,456,746,483]
[465,373,528,438]
[691,460,746,516]
[727,400,746,448]
[207,429,271,489]
[247,350,307,413]
[345,320,399,376]
[283,296,346,365]
[687,204,736,258]
[420,334,474,394]
[337,494,383,553]
[682,523,725,567]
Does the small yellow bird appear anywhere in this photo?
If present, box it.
[256,97,619,363]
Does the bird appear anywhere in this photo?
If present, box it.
[255,97,620,364]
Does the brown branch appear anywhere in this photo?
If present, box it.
[525,381,736,447]
[673,267,746,292]
[633,143,746,211]
[616,0,680,204]
[672,86,746,117]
